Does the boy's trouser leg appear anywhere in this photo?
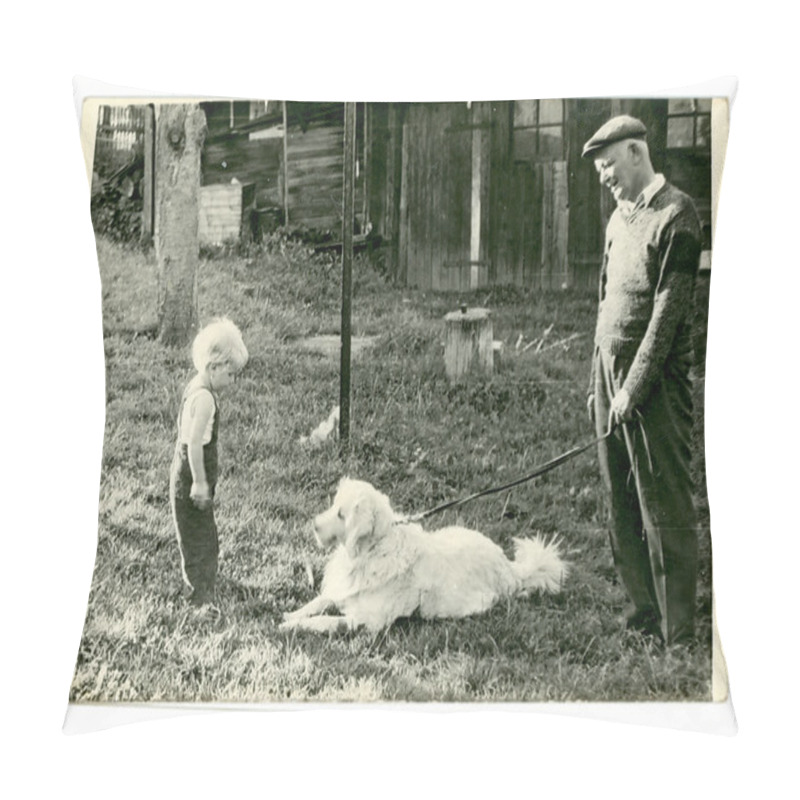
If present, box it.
[172,496,219,604]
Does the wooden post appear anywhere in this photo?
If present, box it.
[362,102,370,231]
[469,102,491,289]
[444,307,493,383]
[141,103,155,242]
[340,102,357,454]
[398,110,410,287]
[386,104,404,284]
[470,118,482,289]
[282,101,290,225]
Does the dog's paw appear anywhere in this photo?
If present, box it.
[281,610,303,628]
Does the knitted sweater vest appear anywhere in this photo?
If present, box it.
[595,181,702,404]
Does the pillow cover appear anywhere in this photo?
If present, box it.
[65,82,735,734]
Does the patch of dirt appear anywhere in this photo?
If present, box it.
[295,335,378,359]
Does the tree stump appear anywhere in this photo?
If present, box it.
[444,307,493,383]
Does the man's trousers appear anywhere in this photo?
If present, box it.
[593,347,698,645]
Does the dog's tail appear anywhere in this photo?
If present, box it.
[511,535,568,594]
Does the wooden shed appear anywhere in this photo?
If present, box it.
[365,98,712,291]
[201,101,283,217]
[95,98,712,276]
[200,101,367,237]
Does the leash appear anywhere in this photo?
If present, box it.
[396,420,621,525]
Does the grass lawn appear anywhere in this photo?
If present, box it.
[69,235,714,704]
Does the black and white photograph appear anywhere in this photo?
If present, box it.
[8,5,800,798]
[66,95,728,712]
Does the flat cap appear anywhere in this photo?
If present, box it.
[581,115,647,159]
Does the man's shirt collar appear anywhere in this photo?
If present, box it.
[639,173,666,208]
[618,173,665,218]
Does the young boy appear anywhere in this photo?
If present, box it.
[169,317,248,613]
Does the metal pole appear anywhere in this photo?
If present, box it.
[340,102,356,454]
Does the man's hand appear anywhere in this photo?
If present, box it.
[609,388,634,424]
[587,393,596,424]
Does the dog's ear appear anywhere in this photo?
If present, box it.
[343,493,376,558]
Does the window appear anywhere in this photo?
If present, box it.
[248,101,268,120]
[666,98,711,150]
[513,99,565,162]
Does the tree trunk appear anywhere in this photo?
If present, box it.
[155,103,206,347]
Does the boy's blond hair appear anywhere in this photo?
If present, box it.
[192,317,249,373]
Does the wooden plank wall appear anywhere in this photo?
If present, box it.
[487,102,570,290]
[364,104,392,267]
[384,100,575,292]
[202,101,252,139]
[489,161,568,289]
[490,164,535,287]
[396,103,472,291]
[566,99,611,290]
[486,103,517,285]
[471,101,493,290]
[284,118,366,233]
[539,161,570,289]
[364,103,404,281]
[202,104,369,235]
[369,99,703,293]
[285,121,344,231]
[202,135,282,209]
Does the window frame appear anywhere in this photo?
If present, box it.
[511,99,566,163]
[666,98,711,152]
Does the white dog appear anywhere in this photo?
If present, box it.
[280,478,568,634]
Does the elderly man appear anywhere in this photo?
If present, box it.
[583,115,702,646]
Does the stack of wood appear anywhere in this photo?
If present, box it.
[90,156,145,242]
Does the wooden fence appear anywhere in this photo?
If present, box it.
[94,105,147,176]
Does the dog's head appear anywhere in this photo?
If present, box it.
[313,478,394,557]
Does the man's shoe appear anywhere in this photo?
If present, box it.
[625,607,664,643]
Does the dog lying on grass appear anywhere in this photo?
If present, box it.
[280,478,567,634]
